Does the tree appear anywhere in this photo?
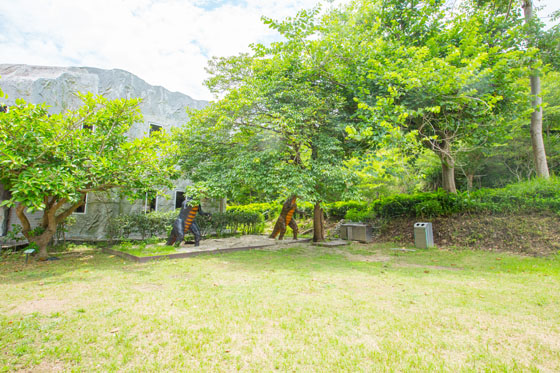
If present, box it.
[318,0,530,193]
[522,0,550,177]
[176,9,368,241]
[0,93,178,259]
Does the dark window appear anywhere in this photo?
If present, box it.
[74,194,87,214]
[0,105,7,113]
[175,191,185,209]
[145,192,157,213]
[150,124,162,136]
[83,124,94,131]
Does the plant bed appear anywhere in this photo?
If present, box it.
[102,235,311,262]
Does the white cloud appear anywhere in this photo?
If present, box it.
[1,0,556,100]
[0,0,339,100]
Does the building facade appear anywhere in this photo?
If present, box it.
[0,64,221,242]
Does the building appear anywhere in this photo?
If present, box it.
[0,64,222,242]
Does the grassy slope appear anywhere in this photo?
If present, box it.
[1,243,559,372]
[379,212,560,256]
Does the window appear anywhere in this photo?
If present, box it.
[0,105,7,113]
[144,192,158,213]
[74,194,88,214]
[175,191,185,209]
[149,124,162,136]
[83,124,94,131]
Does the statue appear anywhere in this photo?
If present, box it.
[269,195,298,240]
[166,197,210,247]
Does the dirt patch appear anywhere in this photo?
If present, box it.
[392,263,462,271]
[132,283,165,292]
[337,250,392,263]
[7,298,68,315]
[16,360,66,373]
[146,235,302,253]
[377,212,560,256]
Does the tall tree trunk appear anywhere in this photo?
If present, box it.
[523,0,550,178]
[313,202,325,242]
[466,173,474,191]
[438,139,457,194]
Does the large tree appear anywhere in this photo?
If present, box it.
[176,9,368,241]
[0,93,178,259]
[317,0,530,193]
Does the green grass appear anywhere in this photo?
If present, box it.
[112,240,179,257]
[1,243,559,372]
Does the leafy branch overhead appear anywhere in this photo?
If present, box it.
[0,93,178,259]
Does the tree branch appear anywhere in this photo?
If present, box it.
[15,204,31,236]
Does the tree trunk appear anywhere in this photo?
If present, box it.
[28,231,56,260]
[313,202,325,242]
[523,0,550,178]
[528,74,549,177]
[438,139,457,193]
[466,173,474,191]
[15,197,79,260]
[0,185,11,236]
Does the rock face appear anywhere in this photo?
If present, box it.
[0,64,212,241]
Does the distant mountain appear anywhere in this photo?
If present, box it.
[0,64,208,129]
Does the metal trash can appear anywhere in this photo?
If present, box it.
[414,222,434,249]
[340,223,373,243]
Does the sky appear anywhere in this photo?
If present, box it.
[0,0,558,101]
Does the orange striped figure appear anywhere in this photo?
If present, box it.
[269,195,298,240]
[167,198,208,247]
[184,205,199,232]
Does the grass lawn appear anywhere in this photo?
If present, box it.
[1,242,559,372]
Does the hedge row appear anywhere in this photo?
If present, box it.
[345,177,560,221]
[107,210,263,241]
[227,200,366,221]
[227,178,560,223]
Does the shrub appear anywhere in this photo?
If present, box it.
[107,214,135,241]
[414,199,444,218]
[345,208,374,222]
[341,177,560,220]
[325,201,368,220]
[228,203,279,220]
[108,209,264,241]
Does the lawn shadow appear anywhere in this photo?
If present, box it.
[0,245,152,285]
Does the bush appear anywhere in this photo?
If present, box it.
[341,177,560,220]
[208,211,264,236]
[228,203,279,220]
[324,201,368,220]
[107,214,135,241]
[228,200,314,220]
[345,208,374,222]
[108,209,264,241]
[414,199,444,218]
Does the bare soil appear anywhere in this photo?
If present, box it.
[153,235,304,253]
[7,298,68,315]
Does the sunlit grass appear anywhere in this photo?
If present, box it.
[1,243,559,372]
[111,240,179,257]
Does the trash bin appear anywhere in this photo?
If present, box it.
[414,222,434,249]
